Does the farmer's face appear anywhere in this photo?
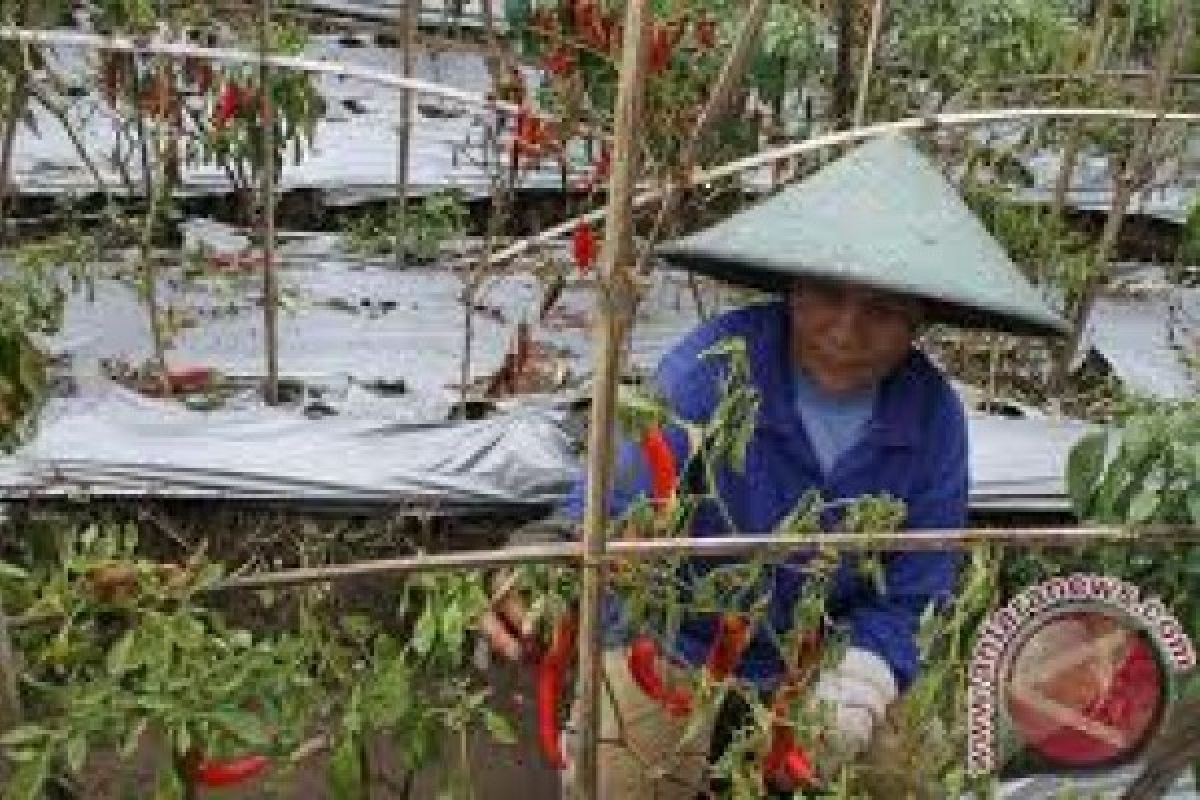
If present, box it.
[789,280,922,394]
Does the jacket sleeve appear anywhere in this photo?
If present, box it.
[844,388,968,690]
[559,320,728,528]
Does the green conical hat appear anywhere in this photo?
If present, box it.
[657,135,1068,337]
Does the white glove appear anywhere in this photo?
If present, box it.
[808,647,897,761]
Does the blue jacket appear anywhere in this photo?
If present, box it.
[562,301,967,691]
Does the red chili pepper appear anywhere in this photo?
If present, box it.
[191,755,270,788]
[535,613,577,770]
[571,222,598,273]
[640,426,677,510]
[705,613,751,681]
[214,82,240,127]
[695,14,717,48]
[627,635,693,717]
[763,725,816,789]
[648,24,673,73]
[544,46,575,78]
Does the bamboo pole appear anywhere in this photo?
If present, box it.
[852,0,886,128]
[394,0,415,270]
[260,0,280,405]
[574,0,649,795]
[210,526,1200,592]
[489,106,1200,268]
[1053,0,1191,390]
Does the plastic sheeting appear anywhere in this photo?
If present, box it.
[1084,288,1200,401]
[0,384,577,510]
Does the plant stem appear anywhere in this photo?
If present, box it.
[852,0,887,128]
[575,0,649,795]
[394,0,415,270]
[259,0,279,405]
[0,43,29,247]
[140,114,170,396]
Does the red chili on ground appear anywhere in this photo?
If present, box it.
[191,755,270,788]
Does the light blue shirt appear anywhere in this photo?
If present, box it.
[793,367,878,477]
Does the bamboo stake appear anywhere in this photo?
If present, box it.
[209,526,1200,592]
[394,0,415,270]
[260,0,279,405]
[574,0,649,795]
[852,0,886,128]
[489,106,1200,268]
[1053,0,1191,390]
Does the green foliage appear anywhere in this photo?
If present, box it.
[1067,397,1200,525]
[344,191,470,263]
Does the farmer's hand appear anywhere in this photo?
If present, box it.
[807,647,897,776]
[478,569,532,663]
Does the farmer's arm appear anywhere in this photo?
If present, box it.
[810,392,967,759]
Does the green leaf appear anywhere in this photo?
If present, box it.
[65,734,87,775]
[2,747,50,800]
[483,710,517,745]
[1187,488,1200,524]
[328,736,363,799]
[0,562,28,582]
[441,603,465,661]
[121,717,149,758]
[412,608,438,657]
[107,629,136,677]
[0,726,52,748]
[1127,487,1161,525]
[210,710,270,748]
[1066,431,1107,517]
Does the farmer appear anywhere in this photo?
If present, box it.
[480,135,1067,797]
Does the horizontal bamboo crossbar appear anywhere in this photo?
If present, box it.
[214,525,1200,591]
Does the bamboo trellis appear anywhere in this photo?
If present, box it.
[3,18,1200,798]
